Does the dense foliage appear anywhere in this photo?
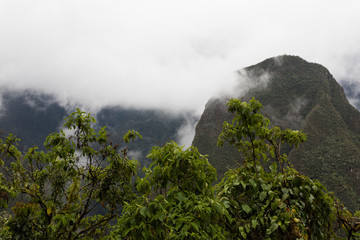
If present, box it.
[111,141,227,239]
[0,109,141,239]
[216,98,334,239]
[1,98,360,239]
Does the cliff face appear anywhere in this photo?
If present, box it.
[193,55,360,211]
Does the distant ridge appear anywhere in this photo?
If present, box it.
[0,89,67,148]
[193,55,360,211]
[0,89,188,166]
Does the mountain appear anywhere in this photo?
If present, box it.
[193,55,360,211]
[96,107,189,165]
[0,89,189,166]
[0,89,67,149]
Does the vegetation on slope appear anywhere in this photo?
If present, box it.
[193,55,360,211]
[1,98,360,239]
[0,89,188,165]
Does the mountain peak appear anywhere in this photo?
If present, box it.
[193,56,360,211]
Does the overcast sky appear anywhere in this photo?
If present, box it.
[1,0,360,114]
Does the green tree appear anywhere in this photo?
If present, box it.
[0,109,141,239]
[217,97,306,172]
[111,141,228,239]
[216,98,336,239]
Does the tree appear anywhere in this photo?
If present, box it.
[0,109,141,239]
[216,98,336,239]
[217,97,306,172]
[111,141,228,239]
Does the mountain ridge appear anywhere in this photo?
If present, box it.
[0,89,190,166]
[193,55,360,211]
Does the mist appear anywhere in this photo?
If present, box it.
[1,1,360,115]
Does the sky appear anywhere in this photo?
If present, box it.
[1,0,360,115]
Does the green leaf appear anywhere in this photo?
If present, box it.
[282,193,289,201]
[251,219,258,228]
[269,222,278,233]
[259,191,267,201]
[176,192,187,202]
[140,207,147,217]
[222,200,230,208]
[249,179,257,188]
[242,204,252,214]
[190,222,200,231]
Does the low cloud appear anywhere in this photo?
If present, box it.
[284,97,308,128]
[0,1,360,116]
[274,56,285,67]
[348,98,360,110]
[174,67,272,147]
[237,69,271,95]
[340,80,360,110]
[176,114,199,148]
[263,97,307,130]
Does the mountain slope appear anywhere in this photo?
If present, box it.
[96,107,188,165]
[193,55,360,211]
[0,89,188,166]
[0,90,67,148]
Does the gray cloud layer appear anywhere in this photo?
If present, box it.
[1,0,360,114]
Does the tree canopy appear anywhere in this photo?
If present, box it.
[1,98,360,239]
[0,109,141,239]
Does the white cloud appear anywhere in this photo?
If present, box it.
[0,0,360,114]
[176,115,199,148]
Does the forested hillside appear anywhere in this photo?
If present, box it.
[193,55,360,211]
[0,90,67,148]
[0,89,188,166]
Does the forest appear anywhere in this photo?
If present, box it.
[1,97,360,239]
